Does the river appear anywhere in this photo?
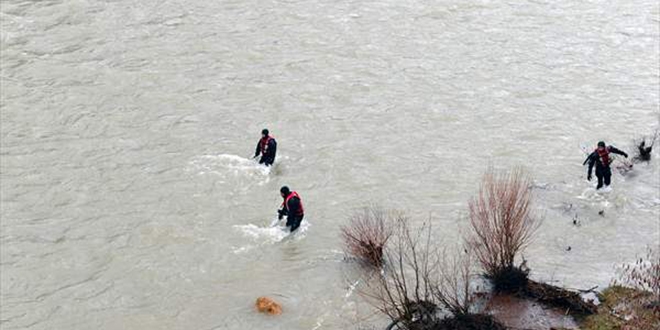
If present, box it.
[1,0,658,329]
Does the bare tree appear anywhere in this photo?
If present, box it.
[361,217,504,329]
[430,246,476,316]
[341,207,394,268]
[467,167,540,291]
[361,216,437,325]
[466,168,598,316]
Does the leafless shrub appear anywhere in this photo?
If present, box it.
[467,167,540,291]
[361,218,504,329]
[431,245,478,317]
[606,248,660,329]
[341,207,394,268]
[614,246,660,302]
[361,217,438,325]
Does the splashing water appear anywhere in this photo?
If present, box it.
[189,154,271,177]
[232,219,311,254]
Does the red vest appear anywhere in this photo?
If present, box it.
[282,191,304,216]
[259,135,274,154]
[596,147,610,166]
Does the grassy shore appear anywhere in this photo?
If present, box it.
[580,286,659,330]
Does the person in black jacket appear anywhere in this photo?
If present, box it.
[254,129,277,166]
[278,186,304,232]
[583,141,628,190]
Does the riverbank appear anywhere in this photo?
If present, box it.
[581,286,659,330]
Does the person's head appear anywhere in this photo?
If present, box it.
[597,141,606,149]
[262,129,269,137]
[280,186,290,198]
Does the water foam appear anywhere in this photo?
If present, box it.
[231,219,310,254]
[187,154,271,179]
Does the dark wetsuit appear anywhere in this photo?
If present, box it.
[279,193,303,232]
[584,146,628,189]
[254,136,277,166]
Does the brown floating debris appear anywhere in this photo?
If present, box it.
[255,296,282,315]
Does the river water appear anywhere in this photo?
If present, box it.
[1,0,658,329]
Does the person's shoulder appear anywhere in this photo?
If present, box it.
[608,146,624,153]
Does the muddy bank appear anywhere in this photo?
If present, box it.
[486,294,579,330]
[487,266,598,316]
[524,280,598,315]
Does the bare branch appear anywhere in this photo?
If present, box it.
[467,167,541,286]
[341,207,394,268]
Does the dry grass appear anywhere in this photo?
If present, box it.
[581,286,659,330]
[467,167,540,289]
[614,247,660,301]
[593,247,660,329]
[341,207,393,268]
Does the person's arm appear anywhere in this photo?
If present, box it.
[587,153,596,180]
[278,201,287,219]
[255,141,261,158]
[608,146,628,158]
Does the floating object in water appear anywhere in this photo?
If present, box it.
[255,297,282,315]
[634,138,654,162]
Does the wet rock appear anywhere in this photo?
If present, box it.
[572,214,580,226]
[255,297,282,315]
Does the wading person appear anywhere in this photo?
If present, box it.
[277,186,304,232]
[254,129,277,166]
[583,141,628,190]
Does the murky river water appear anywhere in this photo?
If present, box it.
[1,0,658,329]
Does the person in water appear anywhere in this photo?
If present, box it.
[278,186,304,232]
[583,141,628,190]
[254,129,277,166]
